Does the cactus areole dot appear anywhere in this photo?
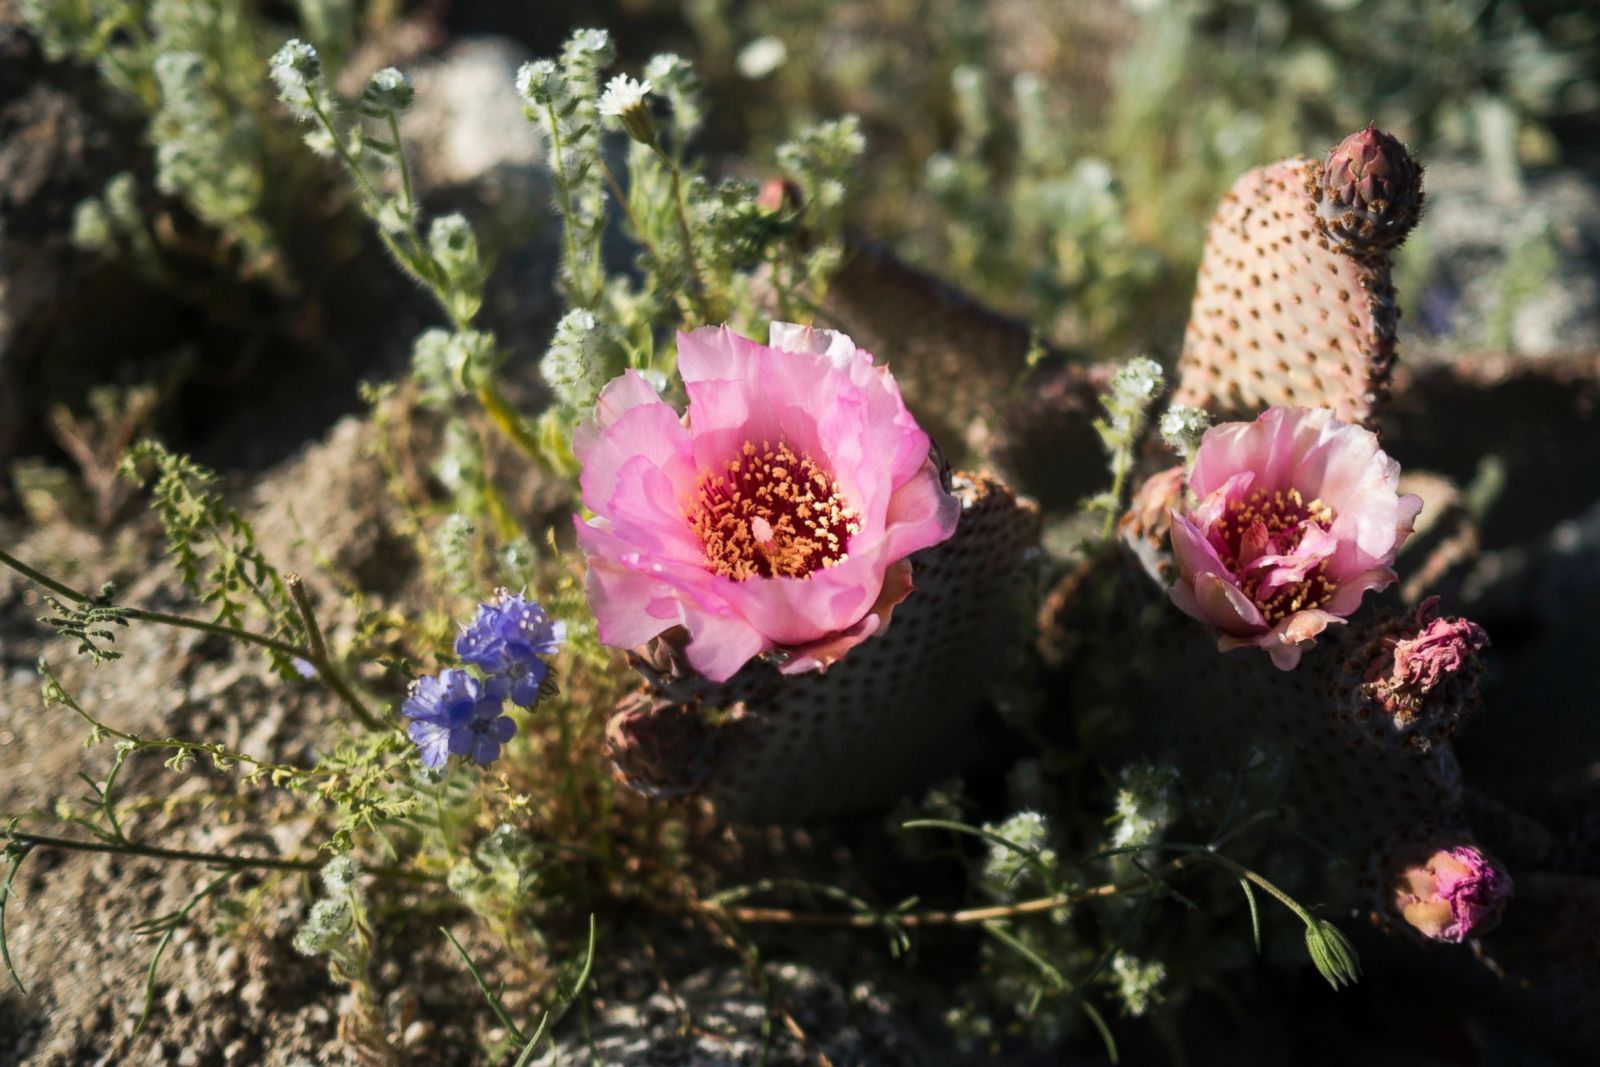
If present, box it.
[573,322,960,683]
[1168,406,1421,670]
[688,440,862,580]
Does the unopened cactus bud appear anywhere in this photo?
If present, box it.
[1390,842,1512,943]
[605,693,716,799]
[1309,124,1424,257]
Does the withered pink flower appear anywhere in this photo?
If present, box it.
[1390,604,1489,693]
[1391,844,1512,943]
[574,322,960,682]
[1169,406,1422,670]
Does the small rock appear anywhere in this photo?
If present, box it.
[402,1019,435,1048]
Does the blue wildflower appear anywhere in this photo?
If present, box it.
[402,668,516,769]
[455,591,566,708]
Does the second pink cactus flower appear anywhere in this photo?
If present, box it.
[574,322,960,683]
[1169,406,1422,670]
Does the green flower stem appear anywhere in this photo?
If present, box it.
[386,109,416,216]
[654,148,712,321]
[600,160,666,267]
[0,546,305,661]
[703,854,1202,929]
[1155,845,1318,927]
[476,383,545,466]
[1,547,387,734]
[284,574,389,734]
[306,92,436,295]
[0,827,431,883]
[542,100,597,306]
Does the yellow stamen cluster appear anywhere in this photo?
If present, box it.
[688,440,861,581]
[1215,487,1338,623]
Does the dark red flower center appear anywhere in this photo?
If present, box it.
[1210,486,1338,624]
[688,440,860,581]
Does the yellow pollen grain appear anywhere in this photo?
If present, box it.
[1218,486,1339,623]
[687,440,861,581]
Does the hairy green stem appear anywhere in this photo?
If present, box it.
[0,827,431,883]
[475,383,545,466]
[1,546,306,660]
[542,101,595,305]
[658,152,711,321]
[286,573,388,733]
[2,547,387,732]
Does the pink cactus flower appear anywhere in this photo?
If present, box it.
[1168,406,1422,670]
[574,322,960,683]
[1391,844,1513,943]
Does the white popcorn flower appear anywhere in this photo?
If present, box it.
[598,74,652,118]
[598,75,656,146]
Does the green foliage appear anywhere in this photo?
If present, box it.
[22,0,358,287]
[1088,357,1166,536]
[119,440,302,673]
[39,583,132,664]
[1158,405,1210,464]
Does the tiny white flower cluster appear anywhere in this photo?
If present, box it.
[1111,356,1165,409]
[598,74,652,118]
[645,53,707,138]
[598,74,656,146]
[1111,952,1167,1017]
[269,38,323,120]
[360,66,414,115]
[411,328,499,403]
[1110,762,1180,849]
[542,309,615,411]
[981,810,1057,898]
[776,115,866,218]
[1159,404,1211,462]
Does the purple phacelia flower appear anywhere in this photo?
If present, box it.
[402,667,517,769]
[1391,843,1512,943]
[455,590,566,708]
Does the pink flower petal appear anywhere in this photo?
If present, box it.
[577,323,960,682]
[1170,406,1423,669]
[678,606,772,682]
[778,558,914,674]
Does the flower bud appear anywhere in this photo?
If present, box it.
[361,66,415,115]
[605,693,715,799]
[428,213,481,287]
[269,39,323,118]
[1390,843,1512,943]
[1310,124,1424,256]
[756,178,803,215]
[515,60,561,108]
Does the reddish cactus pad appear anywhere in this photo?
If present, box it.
[1172,129,1424,428]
